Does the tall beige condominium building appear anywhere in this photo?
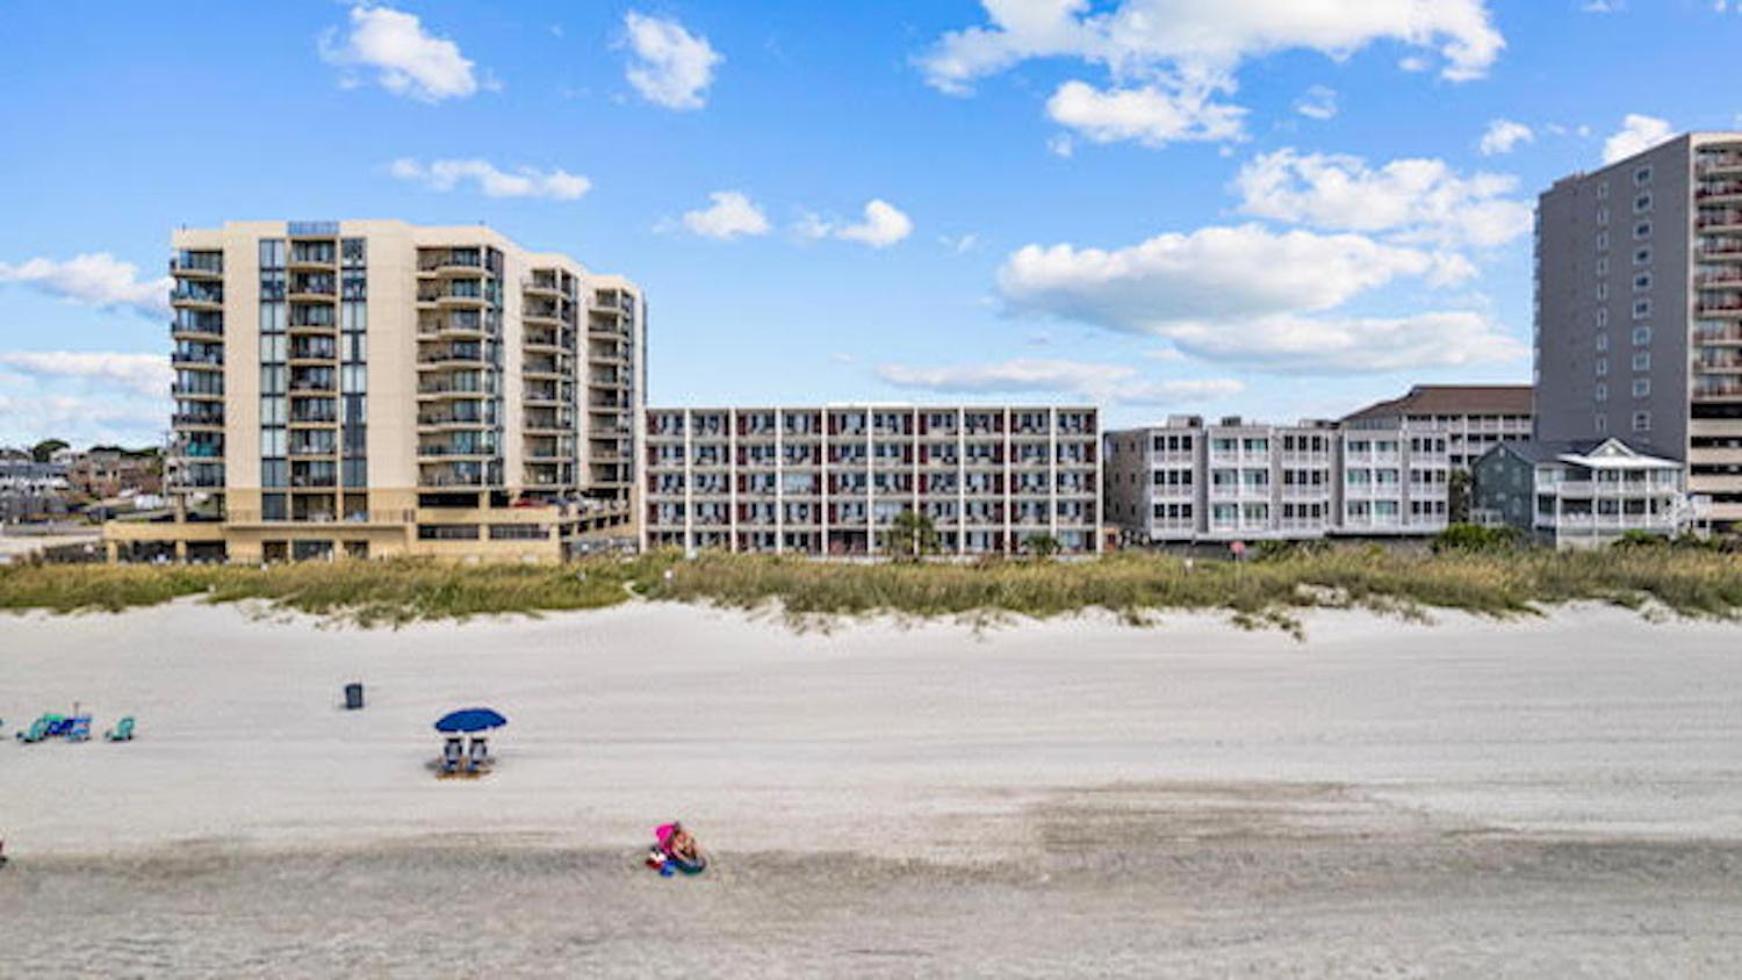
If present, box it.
[1534,132,1742,528]
[642,406,1102,557]
[107,220,645,563]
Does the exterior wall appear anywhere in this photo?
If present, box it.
[1345,411,1532,470]
[115,219,644,563]
[1104,419,1449,544]
[1535,135,1693,457]
[1535,132,1742,525]
[1473,443,1686,549]
[643,406,1101,557]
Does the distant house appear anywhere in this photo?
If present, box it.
[1472,438,1689,549]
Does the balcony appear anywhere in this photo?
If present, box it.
[170,253,224,277]
[171,283,224,307]
[173,412,225,429]
[1698,153,1742,177]
[170,382,224,400]
[418,443,498,459]
[172,350,224,370]
[417,251,484,274]
[1696,210,1742,232]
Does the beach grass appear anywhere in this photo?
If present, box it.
[4,546,1742,628]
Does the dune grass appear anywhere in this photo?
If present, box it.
[4,546,1742,629]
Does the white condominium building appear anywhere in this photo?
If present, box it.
[107,220,645,563]
[1104,415,1450,544]
[643,406,1101,557]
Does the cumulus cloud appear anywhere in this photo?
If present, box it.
[623,11,722,110]
[0,351,172,399]
[798,199,914,248]
[388,158,591,200]
[0,253,170,319]
[319,4,484,102]
[876,357,1243,405]
[1156,312,1525,373]
[998,223,1466,329]
[1602,113,1674,165]
[680,191,770,240]
[1293,84,1338,121]
[1232,148,1532,249]
[917,1,1501,147]
[992,222,1519,374]
[1045,79,1246,147]
[1478,118,1534,156]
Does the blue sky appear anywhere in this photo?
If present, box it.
[2,0,1741,447]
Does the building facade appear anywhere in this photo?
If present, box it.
[1340,385,1533,470]
[643,406,1101,557]
[1472,438,1687,549]
[1534,131,1742,528]
[106,220,645,563]
[1104,416,1450,544]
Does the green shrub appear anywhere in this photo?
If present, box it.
[1432,523,1521,554]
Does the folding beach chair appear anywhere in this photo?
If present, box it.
[105,717,136,742]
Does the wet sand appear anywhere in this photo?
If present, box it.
[3,602,1741,975]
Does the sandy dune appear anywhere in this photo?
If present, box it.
[3,601,1742,975]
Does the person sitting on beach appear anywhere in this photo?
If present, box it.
[651,821,706,874]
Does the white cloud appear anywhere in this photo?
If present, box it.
[388,158,591,200]
[0,253,170,319]
[1582,1,1624,11]
[1232,148,1532,249]
[623,11,722,110]
[998,223,1467,330]
[0,351,171,399]
[939,233,981,254]
[920,0,1502,92]
[1046,133,1075,157]
[1293,84,1338,121]
[319,4,483,103]
[1478,118,1534,156]
[680,191,770,240]
[1157,311,1525,373]
[876,357,1243,404]
[1602,113,1674,165]
[1046,79,1246,147]
[799,200,914,248]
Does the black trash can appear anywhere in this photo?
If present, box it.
[344,683,364,711]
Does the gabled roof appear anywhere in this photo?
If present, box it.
[1341,384,1533,423]
[1491,438,1679,469]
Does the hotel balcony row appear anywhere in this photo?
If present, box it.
[651,446,1098,468]
[648,472,1097,496]
[647,503,1098,528]
[648,409,1097,440]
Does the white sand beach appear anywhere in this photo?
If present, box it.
[4,602,1742,976]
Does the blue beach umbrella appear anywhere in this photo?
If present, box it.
[434,707,508,733]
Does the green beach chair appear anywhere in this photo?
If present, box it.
[105,717,136,742]
[15,716,51,744]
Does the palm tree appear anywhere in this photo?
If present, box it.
[887,509,938,561]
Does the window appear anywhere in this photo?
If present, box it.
[1634,193,1652,214]
[261,427,286,457]
[1595,332,1609,352]
[259,239,285,269]
[1596,307,1609,328]
[1634,221,1652,239]
[1596,231,1610,252]
[262,458,288,488]
[1633,352,1651,371]
[1634,247,1651,266]
[1634,165,1653,186]
[1596,256,1610,276]
[1596,383,1609,402]
[1597,207,1610,227]
[1596,182,1611,200]
[1634,273,1651,292]
[259,333,286,363]
[342,238,366,267]
[1633,378,1651,398]
[1633,298,1651,319]
[1632,325,1652,346]
[1596,358,1609,376]
[1596,282,1608,301]
[1633,411,1652,432]
[1596,413,1608,434]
